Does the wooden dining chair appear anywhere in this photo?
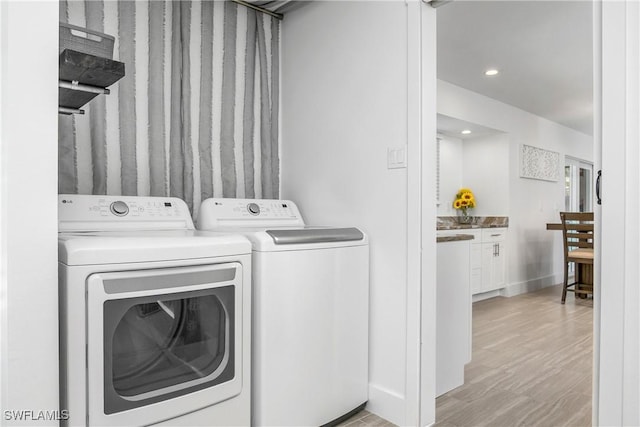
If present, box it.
[560,212,594,304]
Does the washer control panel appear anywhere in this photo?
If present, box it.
[247,203,261,215]
[110,201,129,216]
[59,195,194,232]
[197,198,304,229]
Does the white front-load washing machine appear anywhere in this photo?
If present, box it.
[58,195,251,426]
[197,198,369,427]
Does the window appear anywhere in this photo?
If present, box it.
[565,157,593,212]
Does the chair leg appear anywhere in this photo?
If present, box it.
[562,262,569,304]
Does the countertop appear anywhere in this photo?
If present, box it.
[437,224,506,230]
[437,216,509,231]
[436,234,475,243]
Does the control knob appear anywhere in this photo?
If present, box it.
[110,201,129,217]
[247,203,260,215]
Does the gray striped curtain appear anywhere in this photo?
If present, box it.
[59,0,280,217]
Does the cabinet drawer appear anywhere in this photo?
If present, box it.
[482,228,507,242]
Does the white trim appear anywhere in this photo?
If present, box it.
[472,289,501,303]
[366,384,406,426]
[405,1,422,426]
[599,0,640,425]
[592,2,602,423]
[565,155,594,165]
[0,0,6,414]
[0,1,59,418]
[499,273,563,298]
[600,0,625,424]
[621,2,640,424]
[419,3,438,426]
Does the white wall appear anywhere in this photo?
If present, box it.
[438,134,510,217]
[439,134,510,217]
[438,80,593,295]
[280,2,430,425]
[0,1,60,423]
[462,135,510,217]
[437,136,462,216]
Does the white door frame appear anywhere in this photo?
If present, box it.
[417,2,438,426]
[417,1,640,425]
[598,0,640,425]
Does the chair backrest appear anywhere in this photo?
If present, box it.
[560,212,594,257]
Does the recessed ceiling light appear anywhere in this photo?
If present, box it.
[485,69,499,76]
[461,130,472,135]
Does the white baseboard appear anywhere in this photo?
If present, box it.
[500,273,563,297]
[472,290,502,302]
[366,383,405,426]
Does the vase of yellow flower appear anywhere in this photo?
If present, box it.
[453,188,476,224]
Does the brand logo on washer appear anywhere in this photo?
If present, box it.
[61,199,73,204]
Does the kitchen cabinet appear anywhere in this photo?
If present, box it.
[439,227,507,295]
[436,235,472,396]
[472,228,507,294]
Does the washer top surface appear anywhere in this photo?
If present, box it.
[58,195,251,266]
[197,198,368,252]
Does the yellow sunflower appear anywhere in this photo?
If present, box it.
[453,187,476,211]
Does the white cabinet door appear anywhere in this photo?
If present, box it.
[490,242,507,290]
[478,236,507,294]
[481,243,494,292]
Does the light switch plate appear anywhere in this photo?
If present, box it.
[387,146,407,169]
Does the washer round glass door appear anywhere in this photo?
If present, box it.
[106,289,234,411]
[110,295,227,398]
[86,263,241,419]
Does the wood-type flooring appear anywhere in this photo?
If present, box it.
[341,284,593,427]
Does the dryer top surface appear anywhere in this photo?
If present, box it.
[58,195,251,265]
[58,230,251,266]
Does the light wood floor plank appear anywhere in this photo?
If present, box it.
[342,284,592,427]
[436,284,592,427]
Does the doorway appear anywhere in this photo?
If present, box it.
[565,157,594,212]
[432,1,596,425]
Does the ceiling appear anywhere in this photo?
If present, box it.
[437,0,593,136]
[437,113,504,140]
[244,0,593,136]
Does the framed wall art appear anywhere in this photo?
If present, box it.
[520,144,560,182]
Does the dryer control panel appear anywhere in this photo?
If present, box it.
[197,198,305,229]
[58,195,194,232]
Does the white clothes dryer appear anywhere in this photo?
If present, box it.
[58,195,251,427]
[197,198,369,427]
